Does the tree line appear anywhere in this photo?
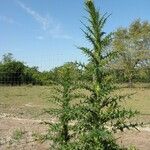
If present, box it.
[0,53,42,85]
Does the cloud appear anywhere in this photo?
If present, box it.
[16,0,72,39]
[0,16,15,24]
[17,0,49,31]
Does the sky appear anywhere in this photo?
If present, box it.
[0,0,150,71]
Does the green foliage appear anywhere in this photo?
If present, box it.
[23,66,43,85]
[2,53,14,63]
[113,19,150,85]
[12,129,25,141]
[0,51,149,86]
[0,55,25,85]
[0,53,43,85]
[50,62,82,83]
[40,65,84,149]
[0,53,82,86]
[71,1,140,149]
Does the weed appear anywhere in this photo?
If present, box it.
[12,129,25,141]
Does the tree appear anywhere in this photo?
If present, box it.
[73,1,139,149]
[113,19,150,86]
[24,66,43,85]
[1,61,25,85]
[2,53,14,63]
[0,53,25,85]
[0,53,44,85]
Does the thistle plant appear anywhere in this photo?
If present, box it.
[73,1,139,149]
[41,65,84,150]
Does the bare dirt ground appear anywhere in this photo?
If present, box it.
[0,114,50,150]
[0,114,150,150]
[117,129,150,150]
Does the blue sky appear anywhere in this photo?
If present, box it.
[0,0,150,71]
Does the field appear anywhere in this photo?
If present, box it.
[0,85,150,149]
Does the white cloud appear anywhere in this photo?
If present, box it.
[16,0,72,39]
[17,0,49,31]
[0,16,15,24]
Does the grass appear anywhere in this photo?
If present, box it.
[0,84,150,121]
[0,85,56,119]
[11,129,25,141]
[0,85,52,106]
[117,87,150,115]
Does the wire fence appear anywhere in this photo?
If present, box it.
[0,72,43,86]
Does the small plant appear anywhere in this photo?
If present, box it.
[128,146,138,150]
[40,65,84,149]
[12,129,25,141]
